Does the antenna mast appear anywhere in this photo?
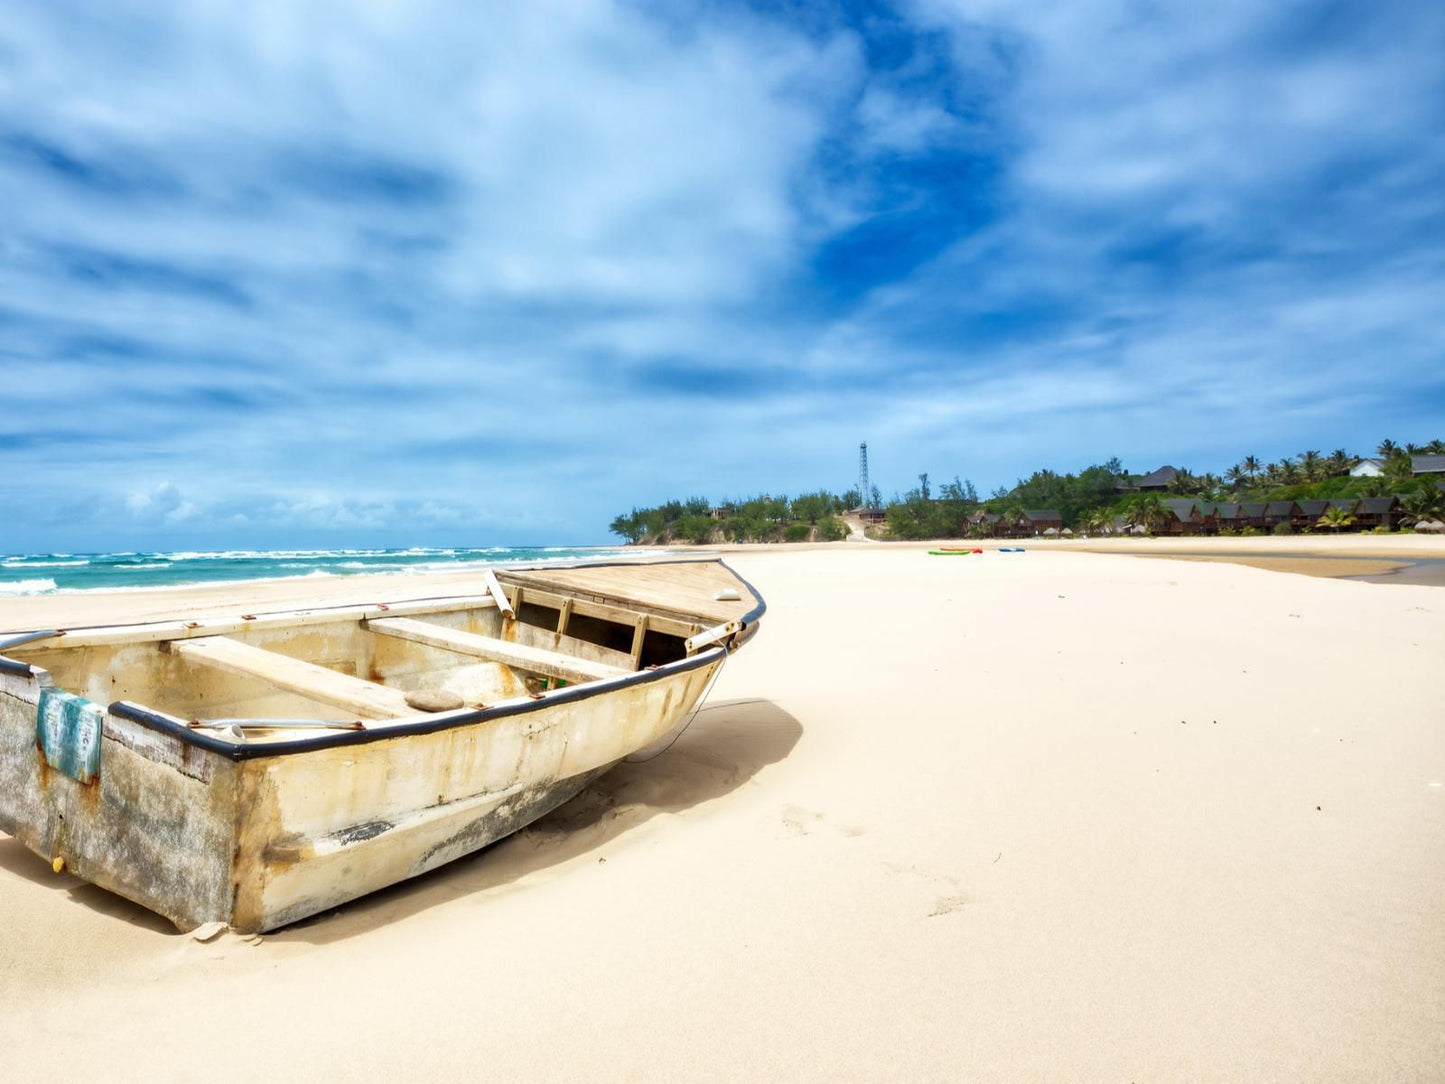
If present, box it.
[858,442,870,508]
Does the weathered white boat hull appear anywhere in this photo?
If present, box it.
[0,559,767,931]
[0,652,723,931]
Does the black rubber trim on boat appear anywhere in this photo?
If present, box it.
[718,559,767,626]
[108,645,729,760]
[0,655,35,679]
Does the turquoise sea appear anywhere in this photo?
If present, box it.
[0,546,632,597]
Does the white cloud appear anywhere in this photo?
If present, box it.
[2,1,1442,551]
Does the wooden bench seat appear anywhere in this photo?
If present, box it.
[365,617,629,686]
[166,636,414,719]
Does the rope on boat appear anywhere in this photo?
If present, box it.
[627,643,731,764]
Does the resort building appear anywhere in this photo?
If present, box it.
[1350,458,1386,477]
[1237,502,1268,530]
[1021,509,1063,534]
[1354,497,1399,530]
[1412,454,1445,476]
[1211,502,1246,530]
[1160,499,1209,535]
[1263,500,1302,530]
[973,511,1001,532]
[1135,466,1178,491]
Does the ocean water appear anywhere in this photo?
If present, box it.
[0,546,634,597]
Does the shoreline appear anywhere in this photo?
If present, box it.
[693,534,1445,586]
[4,535,1445,632]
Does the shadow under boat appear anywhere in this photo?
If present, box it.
[0,836,179,935]
[271,696,801,945]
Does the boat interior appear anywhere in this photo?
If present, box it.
[1,562,757,744]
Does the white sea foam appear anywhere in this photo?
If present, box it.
[411,560,504,572]
[0,578,58,596]
[7,546,627,595]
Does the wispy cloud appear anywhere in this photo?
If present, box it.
[1,0,1441,550]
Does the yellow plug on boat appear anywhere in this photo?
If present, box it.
[52,855,65,874]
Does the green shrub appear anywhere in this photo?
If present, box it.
[674,514,715,544]
[1272,522,1293,535]
[783,523,811,543]
[815,516,849,542]
[1240,526,1259,537]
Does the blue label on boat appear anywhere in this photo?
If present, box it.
[36,687,103,784]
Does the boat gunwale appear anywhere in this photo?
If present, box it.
[2,558,766,761]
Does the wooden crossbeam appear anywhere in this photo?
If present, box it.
[483,570,514,620]
[366,617,629,685]
[165,636,413,719]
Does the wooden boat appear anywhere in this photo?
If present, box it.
[0,559,763,932]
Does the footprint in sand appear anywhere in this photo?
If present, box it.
[928,894,971,918]
[882,862,972,918]
[781,804,866,839]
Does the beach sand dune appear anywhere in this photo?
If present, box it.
[2,549,1442,1081]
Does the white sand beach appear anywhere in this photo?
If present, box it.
[2,546,1443,1081]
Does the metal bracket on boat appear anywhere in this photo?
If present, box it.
[0,629,64,651]
[685,618,743,656]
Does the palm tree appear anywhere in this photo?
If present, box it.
[1242,455,1261,483]
[1398,488,1445,527]
[1327,449,1351,475]
[1265,459,1299,487]
[1124,493,1168,534]
[1225,465,1245,490]
[1427,439,1445,454]
[1377,438,1397,457]
[1300,449,1323,482]
[1385,453,1416,486]
[1316,506,1357,533]
[1001,503,1026,538]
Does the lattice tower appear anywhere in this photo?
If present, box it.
[858,442,870,508]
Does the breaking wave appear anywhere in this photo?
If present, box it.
[0,578,58,596]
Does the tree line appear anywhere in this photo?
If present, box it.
[609,438,1445,543]
[609,491,856,544]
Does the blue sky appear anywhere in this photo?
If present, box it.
[2,0,1442,551]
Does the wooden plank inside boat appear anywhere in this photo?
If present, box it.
[365,617,628,684]
[166,636,414,719]
[499,560,753,627]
